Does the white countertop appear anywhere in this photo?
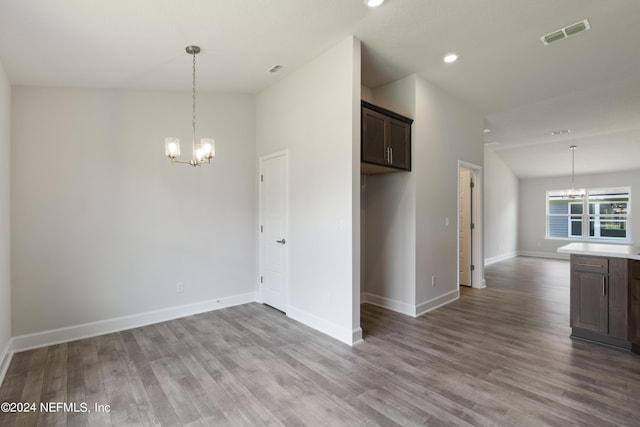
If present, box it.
[557,242,640,260]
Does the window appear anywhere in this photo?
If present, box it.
[546,187,630,241]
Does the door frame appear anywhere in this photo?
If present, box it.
[458,166,472,286]
[457,160,485,290]
[258,150,290,312]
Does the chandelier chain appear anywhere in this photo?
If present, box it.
[192,49,197,152]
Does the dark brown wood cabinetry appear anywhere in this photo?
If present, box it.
[570,255,631,349]
[361,101,412,175]
[629,260,640,353]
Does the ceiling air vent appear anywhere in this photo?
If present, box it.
[540,19,591,45]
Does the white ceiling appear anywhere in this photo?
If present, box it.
[1,0,639,179]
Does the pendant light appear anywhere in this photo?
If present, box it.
[164,46,215,166]
[563,145,584,199]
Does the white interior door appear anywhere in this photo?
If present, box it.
[259,152,289,312]
[459,167,472,287]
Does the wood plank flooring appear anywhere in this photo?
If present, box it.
[2,256,640,426]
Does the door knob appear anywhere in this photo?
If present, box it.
[276,239,286,244]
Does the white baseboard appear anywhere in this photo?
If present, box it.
[12,292,258,353]
[484,251,517,265]
[361,292,416,317]
[0,338,13,387]
[415,289,459,317]
[286,305,361,347]
[361,290,459,318]
[518,250,569,260]
[351,328,364,345]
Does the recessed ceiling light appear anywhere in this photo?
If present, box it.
[364,0,384,7]
[268,64,285,73]
[443,53,458,63]
[483,128,491,134]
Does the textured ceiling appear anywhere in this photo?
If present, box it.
[0,0,639,178]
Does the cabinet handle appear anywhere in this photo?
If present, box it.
[390,147,393,164]
[384,147,388,163]
[603,277,606,296]
[576,263,603,268]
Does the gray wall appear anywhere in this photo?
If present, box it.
[11,87,256,335]
[256,37,361,344]
[519,170,640,257]
[363,75,484,314]
[484,147,518,263]
[363,77,417,309]
[413,77,484,307]
[0,61,11,372]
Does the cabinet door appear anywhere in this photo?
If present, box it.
[362,108,387,165]
[571,271,608,334]
[608,258,628,339]
[629,261,640,346]
[387,118,411,170]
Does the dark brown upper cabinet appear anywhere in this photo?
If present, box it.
[361,101,413,175]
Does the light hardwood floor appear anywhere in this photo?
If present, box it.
[1,257,640,426]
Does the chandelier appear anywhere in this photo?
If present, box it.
[164,46,214,166]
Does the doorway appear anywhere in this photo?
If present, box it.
[458,161,485,289]
[459,167,472,286]
[259,151,289,312]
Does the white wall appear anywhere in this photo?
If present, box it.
[364,77,417,312]
[484,147,518,263]
[413,76,484,309]
[362,75,484,315]
[11,87,256,336]
[519,170,640,257]
[255,36,361,345]
[0,61,11,380]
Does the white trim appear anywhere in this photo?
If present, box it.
[361,290,460,318]
[352,328,364,345]
[518,250,569,260]
[361,292,416,317]
[286,305,360,346]
[416,289,459,317]
[472,280,486,289]
[0,338,13,387]
[484,251,517,266]
[12,292,258,352]
[457,161,484,291]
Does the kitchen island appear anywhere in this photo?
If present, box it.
[558,243,640,354]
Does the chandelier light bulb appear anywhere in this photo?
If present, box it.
[365,0,384,7]
[200,138,215,158]
[165,137,180,158]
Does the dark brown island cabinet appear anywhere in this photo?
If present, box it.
[569,254,640,353]
[361,101,413,175]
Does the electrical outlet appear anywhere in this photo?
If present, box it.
[431,276,437,287]
[176,282,184,293]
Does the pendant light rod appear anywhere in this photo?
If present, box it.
[188,45,199,165]
[570,145,576,193]
[563,144,583,199]
[164,45,215,167]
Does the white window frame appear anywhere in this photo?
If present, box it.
[546,187,631,243]
[568,201,583,238]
